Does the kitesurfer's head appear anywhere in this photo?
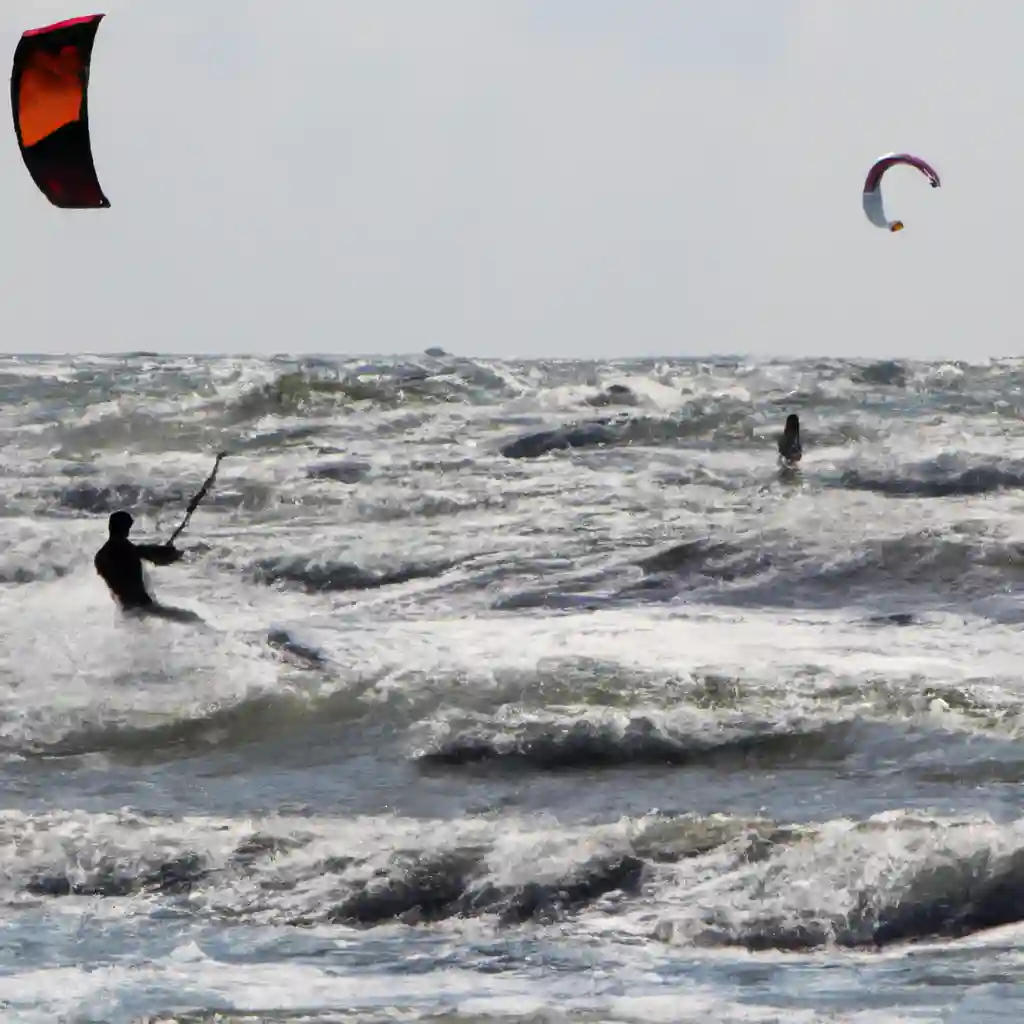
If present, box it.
[108,510,133,539]
[784,414,799,436]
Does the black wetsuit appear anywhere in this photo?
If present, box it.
[778,415,802,464]
[94,537,182,610]
[778,435,802,463]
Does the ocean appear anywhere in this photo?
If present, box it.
[1,352,1023,1023]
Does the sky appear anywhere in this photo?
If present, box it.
[0,0,1021,361]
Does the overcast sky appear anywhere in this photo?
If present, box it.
[0,1,1019,361]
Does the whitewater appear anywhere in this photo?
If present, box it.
[1,351,1024,1023]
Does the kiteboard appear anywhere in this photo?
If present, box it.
[123,603,207,627]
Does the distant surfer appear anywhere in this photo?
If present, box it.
[777,413,802,466]
[94,511,200,623]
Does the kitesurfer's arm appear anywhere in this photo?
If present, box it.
[135,544,183,566]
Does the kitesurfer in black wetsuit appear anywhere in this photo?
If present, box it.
[778,413,802,465]
[94,510,187,615]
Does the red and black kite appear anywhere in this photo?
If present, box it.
[11,14,110,208]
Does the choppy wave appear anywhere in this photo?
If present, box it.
[11,805,1024,955]
[5,353,1024,1021]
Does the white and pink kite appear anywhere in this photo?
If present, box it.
[862,153,941,233]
